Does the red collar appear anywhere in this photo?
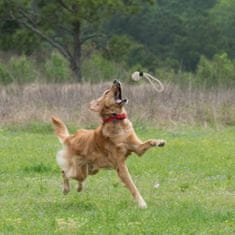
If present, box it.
[103,113,127,123]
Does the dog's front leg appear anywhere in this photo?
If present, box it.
[134,139,165,156]
[117,161,147,208]
[129,134,166,156]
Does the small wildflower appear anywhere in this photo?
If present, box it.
[154,183,160,189]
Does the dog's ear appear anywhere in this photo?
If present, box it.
[89,99,102,112]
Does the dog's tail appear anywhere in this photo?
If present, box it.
[51,116,69,144]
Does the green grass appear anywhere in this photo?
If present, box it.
[0,124,234,234]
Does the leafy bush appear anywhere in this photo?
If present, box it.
[82,52,127,82]
[0,62,13,84]
[8,55,36,84]
[196,53,235,87]
[45,51,72,82]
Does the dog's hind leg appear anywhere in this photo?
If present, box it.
[76,164,88,192]
[62,170,70,195]
[56,149,71,194]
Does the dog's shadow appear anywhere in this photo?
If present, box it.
[39,198,98,213]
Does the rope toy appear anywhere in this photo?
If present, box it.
[131,71,164,92]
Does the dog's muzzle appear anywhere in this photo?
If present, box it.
[113,80,128,104]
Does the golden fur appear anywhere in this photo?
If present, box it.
[52,80,166,208]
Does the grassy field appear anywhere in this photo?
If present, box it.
[0,124,234,234]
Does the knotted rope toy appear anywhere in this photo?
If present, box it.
[131,71,164,92]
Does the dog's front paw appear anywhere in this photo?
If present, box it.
[150,139,166,147]
[157,139,166,147]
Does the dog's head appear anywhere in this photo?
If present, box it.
[89,80,128,116]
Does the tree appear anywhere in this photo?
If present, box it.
[106,0,219,71]
[210,0,235,59]
[0,0,152,81]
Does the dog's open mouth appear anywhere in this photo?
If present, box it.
[115,86,122,104]
[113,80,128,105]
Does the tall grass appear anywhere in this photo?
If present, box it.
[0,82,234,128]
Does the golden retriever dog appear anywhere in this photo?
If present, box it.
[52,80,166,208]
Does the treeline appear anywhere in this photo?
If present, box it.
[0,0,234,85]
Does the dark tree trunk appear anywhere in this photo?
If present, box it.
[71,19,82,82]
[70,56,81,81]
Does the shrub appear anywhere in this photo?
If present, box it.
[0,62,13,84]
[8,55,36,84]
[45,51,72,82]
[82,52,126,82]
[196,53,235,87]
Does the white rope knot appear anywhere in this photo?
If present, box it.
[131,71,164,92]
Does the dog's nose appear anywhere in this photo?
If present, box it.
[113,80,121,85]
